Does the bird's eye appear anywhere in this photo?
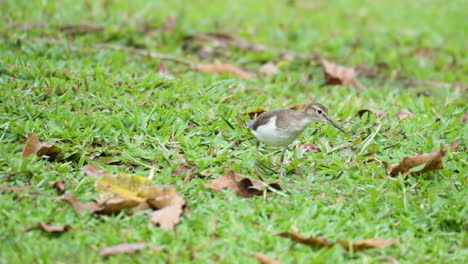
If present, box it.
[317,109,323,114]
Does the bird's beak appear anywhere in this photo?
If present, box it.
[326,117,346,133]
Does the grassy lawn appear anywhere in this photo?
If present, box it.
[1,0,467,263]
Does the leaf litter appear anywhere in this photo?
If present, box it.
[278,231,399,251]
[55,166,186,229]
[99,242,160,256]
[321,60,364,90]
[22,133,61,158]
[385,145,447,175]
[205,169,282,198]
[24,223,72,233]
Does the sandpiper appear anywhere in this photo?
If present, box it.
[247,102,345,178]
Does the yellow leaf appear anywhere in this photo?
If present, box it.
[95,173,162,202]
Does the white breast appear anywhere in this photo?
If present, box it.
[252,116,301,147]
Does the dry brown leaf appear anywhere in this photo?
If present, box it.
[196,63,252,79]
[172,162,196,177]
[278,232,399,251]
[258,63,279,75]
[322,60,363,90]
[83,164,107,177]
[386,147,447,175]
[148,204,184,229]
[0,185,33,192]
[397,109,415,120]
[205,169,281,198]
[24,223,72,233]
[54,194,100,214]
[22,133,61,158]
[58,24,103,33]
[278,232,331,248]
[296,142,321,153]
[99,242,159,256]
[338,238,400,251]
[357,109,387,118]
[48,179,66,193]
[255,253,281,264]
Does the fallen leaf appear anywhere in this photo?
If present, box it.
[196,63,252,79]
[258,63,279,75]
[54,194,100,214]
[146,186,185,209]
[357,109,387,118]
[295,143,321,153]
[99,242,159,256]
[462,113,468,123]
[58,24,103,33]
[337,238,400,251]
[83,164,107,177]
[205,169,281,198]
[243,108,267,119]
[415,47,437,57]
[24,223,71,233]
[397,109,415,120]
[386,146,447,175]
[48,179,66,193]
[255,253,281,264]
[95,173,160,202]
[148,204,184,229]
[158,62,168,74]
[0,185,33,192]
[277,232,331,248]
[22,133,61,158]
[321,60,363,90]
[172,162,196,177]
[278,232,399,251]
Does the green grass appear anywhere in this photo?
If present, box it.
[1,0,467,263]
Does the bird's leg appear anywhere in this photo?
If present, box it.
[279,147,286,178]
[255,140,260,162]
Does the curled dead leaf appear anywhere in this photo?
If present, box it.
[99,242,159,256]
[24,223,71,233]
[96,197,140,215]
[0,185,33,192]
[397,109,415,120]
[22,133,61,158]
[196,63,252,79]
[205,169,281,198]
[48,179,66,193]
[357,109,387,118]
[83,164,107,177]
[255,253,281,264]
[386,146,447,175]
[278,231,399,251]
[322,60,363,90]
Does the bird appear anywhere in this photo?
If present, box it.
[247,102,345,178]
